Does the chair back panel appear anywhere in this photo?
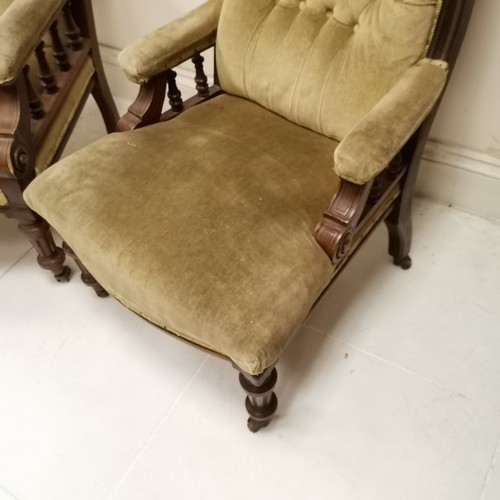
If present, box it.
[216,0,441,140]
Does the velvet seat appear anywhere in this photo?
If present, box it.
[25,94,340,374]
[23,0,475,431]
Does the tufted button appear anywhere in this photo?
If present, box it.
[325,9,333,18]
[353,23,360,33]
[299,1,306,9]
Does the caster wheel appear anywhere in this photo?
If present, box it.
[247,417,269,433]
[397,255,412,270]
[54,266,71,283]
[95,288,109,298]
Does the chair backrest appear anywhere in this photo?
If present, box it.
[216,0,441,141]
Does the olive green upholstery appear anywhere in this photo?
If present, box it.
[0,0,63,84]
[216,0,442,141]
[24,95,340,374]
[118,0,223,84]
[24,0,448,375]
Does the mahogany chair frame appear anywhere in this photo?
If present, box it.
[0,0,118,280]
[78,0,474,431]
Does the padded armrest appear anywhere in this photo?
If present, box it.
[118,0,223,85]
[334,58,448,185]
[0,0,62,84]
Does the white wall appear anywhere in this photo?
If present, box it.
[430,0,500,161]
[92,0,500,218]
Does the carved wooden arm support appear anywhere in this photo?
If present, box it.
[314,179,373,265]
[117,44,220,132]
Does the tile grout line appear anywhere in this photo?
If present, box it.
[106,355,210,500]
[303,324,500,416]
[479,431,500,500]
[0,484,20,500]
[0,247,33,282]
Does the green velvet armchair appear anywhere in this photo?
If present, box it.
[24,0,474,431]
[0,0,117,280]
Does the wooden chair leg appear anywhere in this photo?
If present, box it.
[238,365,278,432]
[62,241,108,297]
[18,217,71,281]
[385,198,412,270]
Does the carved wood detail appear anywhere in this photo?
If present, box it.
[166,69,184,113]
[22,66,45,119]
[62,2,83,51]
[238,365,278,432]
[192,52,210,97]
[35,41,59,94]
[117,73,168,131]
[314,180,373,265]
[49,20,71,71]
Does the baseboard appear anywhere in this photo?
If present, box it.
[100,45,500,221]
[418,141,500,220]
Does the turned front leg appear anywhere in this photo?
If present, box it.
[237,365,278,433]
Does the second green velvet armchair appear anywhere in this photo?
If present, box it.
[23,0,475,432]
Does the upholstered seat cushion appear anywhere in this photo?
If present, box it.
[24,94,339,374]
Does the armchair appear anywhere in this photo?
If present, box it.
[24,0,474,431]
[0,0,118,280]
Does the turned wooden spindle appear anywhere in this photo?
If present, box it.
[166,69,184,112]
[62,2,83,51]
[49,20,71,71]
[35,41,59,94]
[192,52,209,97]
[22,66,45,119]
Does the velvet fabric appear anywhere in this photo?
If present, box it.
[0,0,62,84]
[24,95,340,374]
[216,0,441,141]
[334,58,448,184]
[118,0,223,84]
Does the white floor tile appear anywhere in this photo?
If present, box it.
[0,487,17,500]
[111,328,500,500]
[306,200,500,413]
[0,252,206,500]
[482,439,500,500]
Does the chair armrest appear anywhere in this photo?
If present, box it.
[118,0,223,84]
[0,0,62,84]
[334,58,448,185]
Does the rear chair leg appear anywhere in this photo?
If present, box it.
[238,365,278,432]
[385,199,412,270]
[62,242,108,297]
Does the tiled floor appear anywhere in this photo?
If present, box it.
[1,99,499,500]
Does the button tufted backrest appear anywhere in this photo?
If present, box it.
[216,0,441,141]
